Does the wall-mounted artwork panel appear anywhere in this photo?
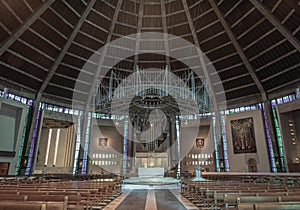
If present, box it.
[230,117,256,154]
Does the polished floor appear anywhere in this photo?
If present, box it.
[104,184,198,210]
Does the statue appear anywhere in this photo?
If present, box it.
[192,165,205,181]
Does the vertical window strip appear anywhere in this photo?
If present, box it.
[220,111,229,172]
[261,103,277,172]
[25,104,42,175]
[82,113,92,174]
[212,115,220,172]
[271,104,287,172]
[175,117,181,179]
[44,128,53,166]
[122,117,129,176]
[53,129,60,166]
[73,111,82,174]
[15,106,30,175]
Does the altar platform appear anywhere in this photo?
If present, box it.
[123,177,179,186]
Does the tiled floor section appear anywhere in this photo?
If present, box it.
[103,190,132,210]
[169,189,198,210]
[155,189,186,210]
[104,184,198,210]
[115,189,148,210]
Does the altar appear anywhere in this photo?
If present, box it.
[138,167,164,178]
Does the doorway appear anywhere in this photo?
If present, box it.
[247,158,257,172]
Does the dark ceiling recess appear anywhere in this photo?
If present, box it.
[0,0,299,108]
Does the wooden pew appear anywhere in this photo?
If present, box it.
[0,178,121,209]
[0,202,46,210]
[27,195,82,210]
[238,202,300,210]
[0,201,64,210]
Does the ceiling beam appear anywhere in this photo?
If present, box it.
[249,39,286,61]
[226,93,262,109]
[181,0,221,109]
[224,0,243,17]
[255,49,297,72]
[237,17,265,40]
[160,0,171,69]
[61,1,81,17]
[6,49,49,72]
[28,28,61,50]
[200,31,225,45]
[196,19,219,33]
[85,19,108,33]
[48,7,74,29]
[271,0,282,13]
[215,83,255,95]
[117,21,137,29]
[231,7,255,28]
[210,52,238,64]
[85,0,124,107]
[193,8,213,22]
[214,72,250,84]
[261,63,300,82]
[18,39,55,61]
[209,0,266,99]
[243,28,276,51]
[249,0,300,52]
[38,0,97,94]
[268,78,300,93]
[0,75,37,91]
[133,0,144,70]
[23,0,33,13]
[167,21,189,29]
[0,0,55,56]
[38,17,68,40]
[0,22,11,35]
[2,0,23,24]
[166,10,185,17]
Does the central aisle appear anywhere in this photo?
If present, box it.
[103,184,198,210]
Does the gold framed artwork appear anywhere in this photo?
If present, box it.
[99,138,108,147]
[195,138,205,148]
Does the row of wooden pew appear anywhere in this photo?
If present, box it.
[0,177,122,209]
[181,176,300,209]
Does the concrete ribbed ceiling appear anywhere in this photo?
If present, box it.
[0,0,299,108]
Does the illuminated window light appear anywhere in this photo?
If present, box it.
[44,129,52,166]
[53,129,60,166]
